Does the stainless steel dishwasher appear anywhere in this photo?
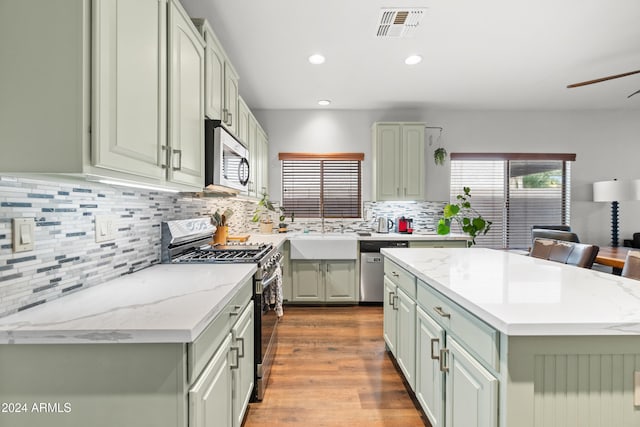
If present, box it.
[359,240,408,303]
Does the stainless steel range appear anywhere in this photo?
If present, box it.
[161,218,281,401]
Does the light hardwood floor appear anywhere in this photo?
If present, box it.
[243,306,429,427]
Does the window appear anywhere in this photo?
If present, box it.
[450,153,575,249]
[279,153,363,218]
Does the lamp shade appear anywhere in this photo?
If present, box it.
[593,180,635,202]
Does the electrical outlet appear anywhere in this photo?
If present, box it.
[12,218,35,252]
[95,215,117,243]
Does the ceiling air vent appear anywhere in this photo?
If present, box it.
[376,8,425,38]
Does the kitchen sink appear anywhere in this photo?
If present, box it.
[289,233,358,259]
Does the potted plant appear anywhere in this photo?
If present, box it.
[437,187,492,246]
[434,147,448,165]
[252,191,277,234]
[278,210,294,233]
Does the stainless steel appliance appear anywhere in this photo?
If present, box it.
[205,120,250,192]
[359,240,408,302]
[161,218,281,401]
[375,217,394,233]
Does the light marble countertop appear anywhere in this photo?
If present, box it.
[0,263,256,344]
[277,231,469,241]
[381,247,640,336]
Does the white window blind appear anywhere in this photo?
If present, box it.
[280,153,363,218]
[450,153,574,249]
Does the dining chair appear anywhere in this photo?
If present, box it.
[531,229,580,244]
[548,241,574,263]
[621,249,640,280]
[531,225,572,232]
[565,243,600,269]
[530,238,555,259]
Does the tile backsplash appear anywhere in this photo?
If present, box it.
[0,174,446,317]
[0,175,253,317]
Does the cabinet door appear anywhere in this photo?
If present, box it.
[291,261,322,302]
[224,63,239,136]
[383,277,398,355]
[231,301,254,427]
[396,287,416,390]
[445,337,498,427]
[257,127,269,195]
[325,261,357,302]
[92,0,165,179]
[202,23,224,120]
[168,0,205,188]
[375,124,401,201]
[237,97,249,145]
[247,115,258,197]
[189,333,233,427]
[402,124,425,200]
[416,306,445,427]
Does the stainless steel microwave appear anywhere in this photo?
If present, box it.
[205,120,249,192]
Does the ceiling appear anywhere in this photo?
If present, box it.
[180,0,640,111]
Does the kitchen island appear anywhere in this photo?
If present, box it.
[0,263,257,427]
[381,247,640,427]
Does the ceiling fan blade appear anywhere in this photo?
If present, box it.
[567,69,640,88]
[628,89,640,98]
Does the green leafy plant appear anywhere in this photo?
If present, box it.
[437,187,492,246]
[252,191,277,224]
[434,147,448,166]
[211,208,233,227]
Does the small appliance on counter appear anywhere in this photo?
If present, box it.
[375,217,394,233]
[395,217,414,234]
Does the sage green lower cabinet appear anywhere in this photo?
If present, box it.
[291,260,357,303]
[416,306,445,427]
[281,241,292,302]
[189,333,233,427]
[445,337,498,427]
[383,277,398,355]
[396,287,416,390]
[0,280,254,427]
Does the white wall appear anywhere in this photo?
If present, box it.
[254,108,640,247]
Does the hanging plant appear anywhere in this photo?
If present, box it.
[434,147,448,165]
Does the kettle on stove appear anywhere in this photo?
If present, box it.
[376,217,394,233]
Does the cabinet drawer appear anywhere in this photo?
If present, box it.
[417,279,499,371]
[188,279,252,382]
[384,259,416,298]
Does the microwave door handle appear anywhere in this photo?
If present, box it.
[239,157,250,186]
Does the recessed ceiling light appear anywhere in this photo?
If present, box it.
[318,100,331,106]
[308,54,326,65]
[405,55,422,65]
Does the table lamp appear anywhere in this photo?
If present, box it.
[593,179,634,247]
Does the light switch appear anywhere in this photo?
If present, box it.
[95,215,117,243]
[635,372,640,406]
[12,218,35,252]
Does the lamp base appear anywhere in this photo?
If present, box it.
[610,201,619,247]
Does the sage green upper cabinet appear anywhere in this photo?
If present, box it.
[168,0,205,188]
[237,97,250,145]
[192,19,225,121]
[256,125,269,196]
[92,0,166,180]
[247,114,259,198]
[224,63,240,136]
[373,123,426,201]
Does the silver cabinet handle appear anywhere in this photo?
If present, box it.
[397,187,400,196]
[230,305,242,316]
[172,149,182,171]
[228,112,233,126]
[433,306,451,318]
[230,346,239,369]
[430,338,440,360]
[222,109,228,123]
[236,337,245,358]
[388,291,395,306]
[391,271,399,278]
[439,348,449,372]
[393,295,399,310]
[161,145,168,169]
